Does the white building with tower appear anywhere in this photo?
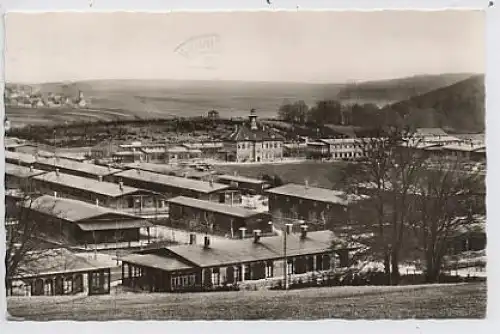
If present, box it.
[221,109,285,163]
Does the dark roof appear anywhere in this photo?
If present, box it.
[36,157,122,177]
[114,169,229,194]
[12,248,112,279]
[453,133,485,142]
[215,174,266,185]
[4,137,28,149]
[415,128,449,136]
[124,162,184,175]
[5,151,121,177]
[33,171,146,198]
[26,195,142,222]
[442,144,486,152]
[265,183,348,205]
[77,220,153,231]
[5,151,37,164]
[182,142,224,150]
[166,230,345,268]
[5,163,46,178]
[307,141,328,147]
[223,123,285,142]
[167,196,266,219]
[121,253,193,271]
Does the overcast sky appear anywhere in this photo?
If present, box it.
[4,11,485,84]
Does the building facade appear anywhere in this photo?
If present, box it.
[167,196,272,237]
[5,163,46,192]
[222,109,285,163]
[6,249,111,297]
[265,183,351,231]
[320,138,366,160]
[31,170,168,216]
[215,174,270,195]
[121,229,353,293]
[24,195,153,245]
[108,169,230,203]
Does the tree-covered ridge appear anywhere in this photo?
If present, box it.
[387,74,485,133]
[277,74,485,133]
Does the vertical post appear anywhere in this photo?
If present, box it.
[230,219,234,239]
[93,230,97,260]
[107,269,111,294]
[283,231,288,290]
[53,130,56,163]
[122,262,125,285]
[283,223,293,290]
[115,218,119,265]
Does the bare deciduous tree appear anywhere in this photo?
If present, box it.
[336,126,426,284]
[410,157,485,282]
[5,188,63,290]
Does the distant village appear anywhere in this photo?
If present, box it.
[4,85,88,108]
[5,109,486,298]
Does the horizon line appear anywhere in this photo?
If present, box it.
[6,72,483,86]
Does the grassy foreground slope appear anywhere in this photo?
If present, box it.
[7,283,486,320]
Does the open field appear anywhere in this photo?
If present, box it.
[5,80,337,128]
[5,107,141,128]
[214,160,347,189]
[5,79,402,128]
[7,282,486,320]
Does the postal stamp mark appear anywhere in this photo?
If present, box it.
[174,34,221,70]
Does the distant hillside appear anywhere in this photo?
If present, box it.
[386,74,485,133]
[6,80,345,120]
[336,73,476,104]
[5,74,483,129]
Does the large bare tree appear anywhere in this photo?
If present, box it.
[336,126,426,284]
[5,189,62,289]
[410,157,485,282]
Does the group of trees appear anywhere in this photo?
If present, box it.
[277,99,430,129]
[335,127,485,284]
[278,99,394,128]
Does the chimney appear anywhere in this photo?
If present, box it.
[55,168,60,176]
[108,164,112,171]
[234,171,238,176]
[98,175,103,182]
[305,179,309,189]
[29,165,34,173]
[189,233,197,245]
[253,229,262,243]
[239,227,247,239]
[285,223,293,235]
[95,198,99,206]
[300,224,308,239]
[119,181,124,191]
[203,235,210,249]
[53,191,58,198]
[209,178,214,187]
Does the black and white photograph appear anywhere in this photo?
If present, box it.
[3,9,487,320]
